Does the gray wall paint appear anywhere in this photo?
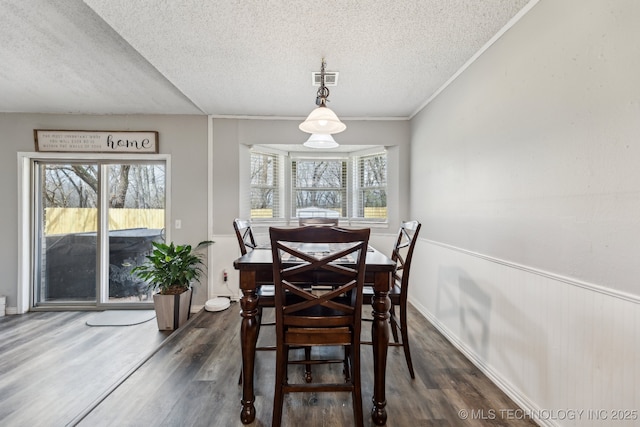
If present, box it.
[0,113,209,307]
[1,114,409,310]
[410,0,640,296]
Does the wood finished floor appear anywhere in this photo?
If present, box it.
[0,305,536,427]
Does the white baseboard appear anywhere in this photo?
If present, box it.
[410,298,554,427]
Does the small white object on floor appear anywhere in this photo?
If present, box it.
[205,297,231,312]
[86,310,156,326]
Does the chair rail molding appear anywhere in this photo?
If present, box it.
[423,238,639,304]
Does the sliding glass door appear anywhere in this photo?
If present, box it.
[35,162,99,304]
[33,159,166,309]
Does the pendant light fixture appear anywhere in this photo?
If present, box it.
[299,58,346,135]
[303,133,339,149]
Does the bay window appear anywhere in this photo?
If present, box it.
[249,146,387,222]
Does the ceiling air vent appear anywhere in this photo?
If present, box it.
[312,71,338,86]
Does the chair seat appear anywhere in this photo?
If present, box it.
[258,284,275,295]
[286,326,352,346]
[257,284,275,306]
[363,282,401,303]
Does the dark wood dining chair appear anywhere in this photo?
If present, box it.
[233,219,271,303]
[363,220,421,379]
[298,217,339,226]
[233,218,258,255]
[270,226,370,427]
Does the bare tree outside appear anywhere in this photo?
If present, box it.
[43,164,99,208]
[250,152,277,217]
[293,159,345,216]
[42,163,165,211]
[359,154,387,216]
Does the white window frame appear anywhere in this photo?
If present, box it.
[17,152,171,314]
[354,151,388,220]
[249,147,286,220]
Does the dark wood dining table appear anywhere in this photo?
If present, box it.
[233,244,396,425]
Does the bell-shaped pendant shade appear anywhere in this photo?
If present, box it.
[299,106,346,134]
[303,133,339,149]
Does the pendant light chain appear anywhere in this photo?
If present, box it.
[316,58,330,107]
[299,57,346,136]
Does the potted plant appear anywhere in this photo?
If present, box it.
[133,240,213,330]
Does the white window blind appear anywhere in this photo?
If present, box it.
[355,152,387,219]
[291,158,347,218]
[249,150,280,219]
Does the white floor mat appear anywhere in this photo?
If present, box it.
[86,310,156,326]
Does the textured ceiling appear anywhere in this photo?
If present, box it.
[0,0,534,118]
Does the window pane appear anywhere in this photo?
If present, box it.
[295,190,343,218]
[361,189,387,218]
[250,152,278,218]
[36,163,99,303]
[361,155,387,186]
[293,159,346,217]
[251,188,275,218]
[294,160,343,188]
[107,164,165,303]
[251,153,276,185]
[358,154,387,219]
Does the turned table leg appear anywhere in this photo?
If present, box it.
[240,276,259,424]
[371,271,391,426]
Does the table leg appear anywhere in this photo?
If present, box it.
[371,272,391,426]
[240,286,259,424]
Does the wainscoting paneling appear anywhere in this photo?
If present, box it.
[409,239,639,427]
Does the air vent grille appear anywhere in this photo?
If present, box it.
[312,71,338,86]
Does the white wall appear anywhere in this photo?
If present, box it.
[0,113,210,309]
[409,0,639,425]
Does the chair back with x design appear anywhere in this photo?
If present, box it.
[269,226,370,427]
[391,220,421,293]
[233,218,258,255]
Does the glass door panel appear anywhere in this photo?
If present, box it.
[32,159,167,309]
[35,162,99,304]
[106,163,165,303]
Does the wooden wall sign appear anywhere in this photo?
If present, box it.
[34,130,159,153]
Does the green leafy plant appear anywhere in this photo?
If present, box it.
[133,240,213,295]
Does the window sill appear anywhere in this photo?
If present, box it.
[250,219,389,229]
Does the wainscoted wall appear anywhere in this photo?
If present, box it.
[407,1,640,424]
[409,239,639,427]
[208,235,243,301]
